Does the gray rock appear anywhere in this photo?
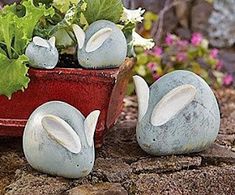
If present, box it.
[93,158,132,183]
[191,0,213,35]
[208,0,235,47]
[5,169,70,195]
[68,183,128,195]
[131,156,202,174]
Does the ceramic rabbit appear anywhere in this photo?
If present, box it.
[133,70,220,156]
[25,36,59,69]
[72,20,127,69]
[23,101,100,178]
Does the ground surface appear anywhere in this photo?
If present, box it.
[0,88,235,195]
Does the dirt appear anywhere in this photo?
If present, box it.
[0,88,235,195]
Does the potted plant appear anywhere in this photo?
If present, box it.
[0,0,154,147]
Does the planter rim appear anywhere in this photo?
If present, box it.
[28,58,134,78]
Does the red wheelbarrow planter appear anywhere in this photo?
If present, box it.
[0,58,134,147]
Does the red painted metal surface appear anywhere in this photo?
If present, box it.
[0,58,134,147]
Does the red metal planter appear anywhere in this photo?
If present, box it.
[0,58,134,147]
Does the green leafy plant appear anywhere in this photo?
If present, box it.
[83,0,123,24]
[0,0,155,98]
[0,0,54,98]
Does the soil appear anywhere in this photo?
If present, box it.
[0,88,235,195]
[57,54,80,68]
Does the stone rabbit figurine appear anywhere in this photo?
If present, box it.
[23,101,100,178]
[133,70,220,156]
[25,36,59,69]
[72,20,127,69]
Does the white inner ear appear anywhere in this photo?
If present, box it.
[33,36,50,48]
[84,110,100,147]
[151,84,197,126]
[41,115,81,154]
[72,24,85,49]
[133,75,149,121]
[85,28,112,53]
[48,36,56,48]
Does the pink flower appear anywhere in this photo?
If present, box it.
[165,34,175,45]
[223,74,233,86]
[216,60,223,70]
[147,62,156,72]
[177,40,189,48]
[176,52,187,62]
[210,49,219,58]
[152,47,163,56]
[191,33,203,46]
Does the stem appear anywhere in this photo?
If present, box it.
[152,0,192,46]
[0,42,19,58]
[66,29,76,43]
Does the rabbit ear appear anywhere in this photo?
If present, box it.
[33,36,50,48]
[133,75,150,121]
[85,28,112,53]
[84,110,100,147]
[41,115,81,154]
[72,24,85,49]
[48,36,56,48]
[151,84,196,126]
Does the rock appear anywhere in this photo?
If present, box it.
[219,49,235,74]
[97,120,147,163]
[68,183,128,195]
[216,134,235,147]
[200,143,235,164]
[175,27,191,40]
[175,0,191,28]
[131,156,202,174]
[208,0,235,47]
[191,0,213,35]
[132,165,235,194]
[5,169,70,195]
[93,158,132,183]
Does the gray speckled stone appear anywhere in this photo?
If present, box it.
[134,70,220,156]
[78,20,127,69]
[25,42,59,69]
[23,101,96,178]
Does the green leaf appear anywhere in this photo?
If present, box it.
[0,13,15,58]
[53,0,79,13]
[83,0,123,24]
[0,47,7,55]
[0,0,54,97]
[126,82,135,96]
[0,54,30,99]
[13,0,54,55]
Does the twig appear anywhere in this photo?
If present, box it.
[152,0,192,46]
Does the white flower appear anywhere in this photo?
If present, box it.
[121,7,145,23]
[132,30,155,50]
[201,38,209,49]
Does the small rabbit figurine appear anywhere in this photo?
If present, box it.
[23,101,100,178]
[25,36,59,69]
[72,20,127,69]
[133,70,220,156]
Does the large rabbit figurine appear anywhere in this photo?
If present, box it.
[72,20,127,69]
[133,70,220,156]
[25,36,59,69]
[23,101,100,178]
